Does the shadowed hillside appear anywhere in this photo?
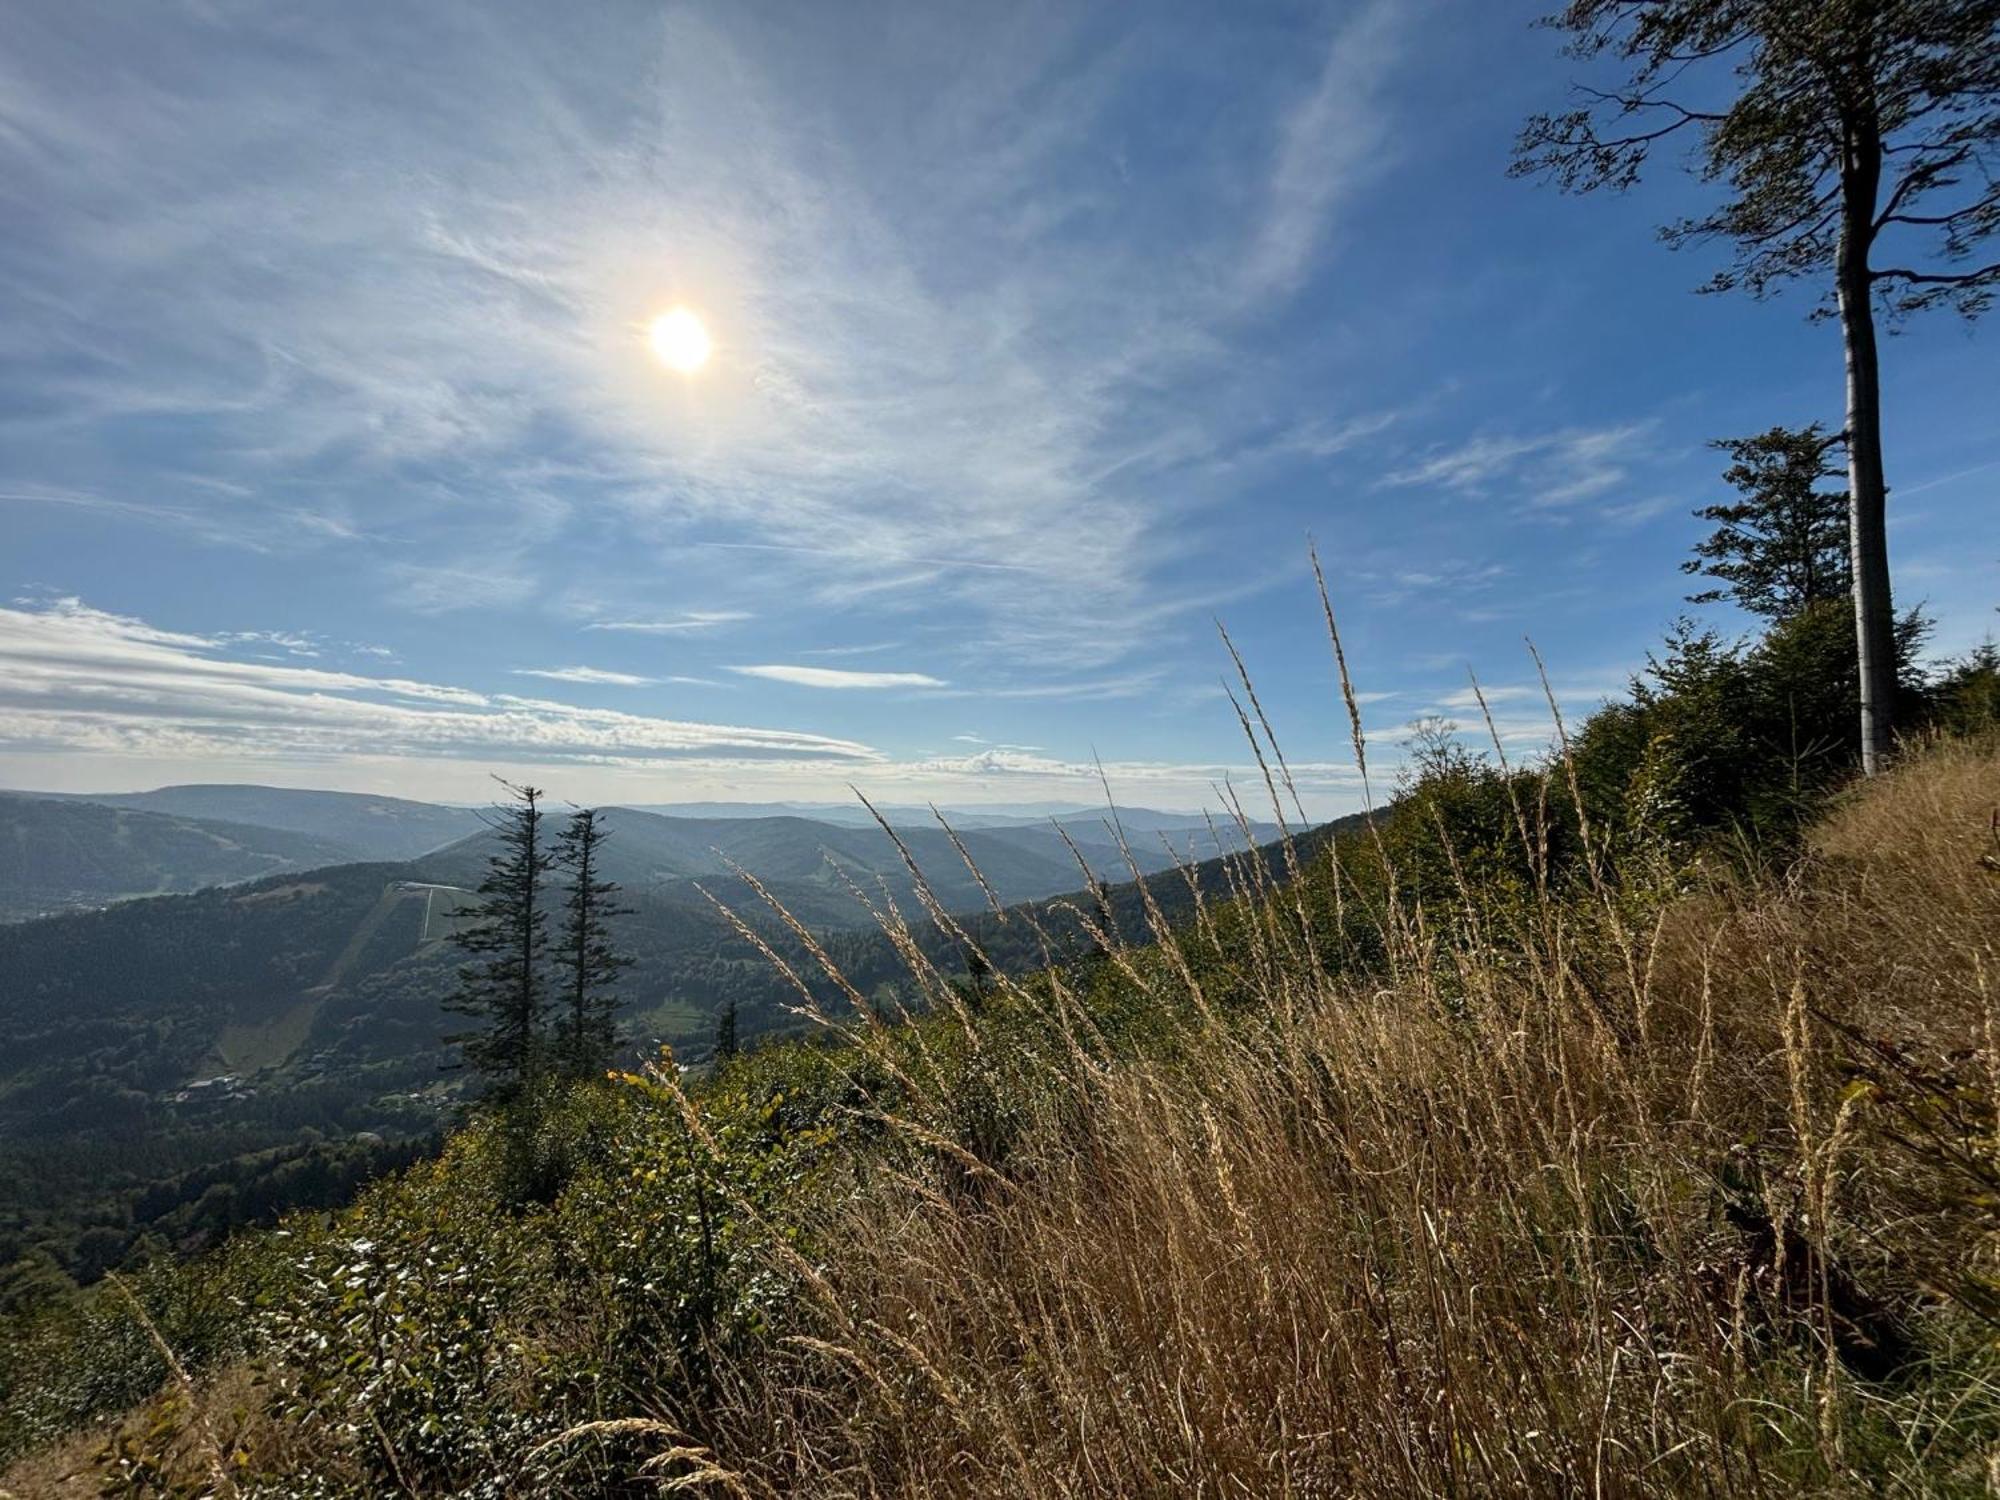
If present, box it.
[0,794,362,921]
[39,786,487,863]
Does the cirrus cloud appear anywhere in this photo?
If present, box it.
[728,664,947,690]
[514,665,655,687]
[0,598,878,766]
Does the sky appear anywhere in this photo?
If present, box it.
[2,0,1995,817]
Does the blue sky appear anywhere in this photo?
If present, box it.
[2,0,1994,815]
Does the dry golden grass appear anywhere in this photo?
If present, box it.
[667,740,2000,1498]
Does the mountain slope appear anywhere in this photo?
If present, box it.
[42,785,485,862]
[628,799,1282,840]
[0,794,363,921]
[0,799,1359,1283]
[412,807,1266,929]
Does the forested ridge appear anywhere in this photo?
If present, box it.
[0,796,362,922]
[0,801,1285,1287]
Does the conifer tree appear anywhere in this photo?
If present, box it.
[1684,424,1852,620]
[446,781,554,1101]
[713,998,739,1063]
[550,807,631,1080]
[964,945,994,1011]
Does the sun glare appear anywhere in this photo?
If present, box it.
[649,307,712,374]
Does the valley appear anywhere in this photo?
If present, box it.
[0,783,1283,1288]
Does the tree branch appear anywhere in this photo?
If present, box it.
[1574,84,1728,126]
[1871,263,2000,287]
[1881,209,1994,229]
[1874,147,1973,230]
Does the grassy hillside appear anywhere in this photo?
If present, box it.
[5,727,1997,1495]
[2,600,1991,1493]
[0,795,361,921]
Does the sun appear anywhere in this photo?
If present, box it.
[648,307,712,374]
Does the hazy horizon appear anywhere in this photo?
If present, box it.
[0,776,1266,822]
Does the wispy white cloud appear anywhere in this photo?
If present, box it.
[939,669,1166,702]
[1384,436,1543,492]
[0,597,1404,817]
[1433,685,1537,710]
[1239,0,1410,299]
[585,612,752,634]
[797,641,904,658]
[217,629,323,658]
[1383,422,1659,510]
[1276,411,1404,462]
[0,484,349,553]
[1359,559,1509,607]
[514,665,655,687]
[0,1,1418,675]
[0,598,877,766]
[385,563,540,615]
[729,664,946,690]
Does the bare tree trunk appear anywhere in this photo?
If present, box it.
[1838,111,1896,776]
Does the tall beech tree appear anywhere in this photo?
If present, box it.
[447,781,554,1100]
[550,807,632,1079]
[1514,1,2000,773]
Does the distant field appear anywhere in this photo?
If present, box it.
[212,995,321,1074]
[408,882,480,944]
[630,997,708,1047]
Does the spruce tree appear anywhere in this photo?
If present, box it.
[964,945,994,1011]
[446,781,554,1101]
[549,807,631,1079]
[713,998,739,1063]
[1684,424,1852,620]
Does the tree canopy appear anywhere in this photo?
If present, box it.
[1515,0,2000,316]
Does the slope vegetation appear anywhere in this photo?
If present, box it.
[0,798,1281,1285]
[6,738,1996,1495]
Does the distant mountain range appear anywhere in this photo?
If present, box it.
[0,793,365,922]
[0,785,1278,924]
[407,805,1279,929]
[22,785,488,861]
[0,783,1324,1280]
[630,799,1275,835]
